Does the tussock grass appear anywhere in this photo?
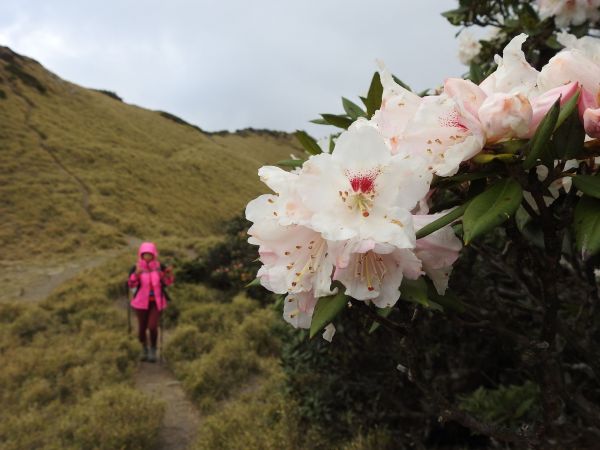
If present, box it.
[0,48,301,263]
[0,253,164,449]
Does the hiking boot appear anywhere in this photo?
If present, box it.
[140,345,149,362]
[148,346,157,363]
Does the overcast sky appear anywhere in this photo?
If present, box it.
[0,0,466,135]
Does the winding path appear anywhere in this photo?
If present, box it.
[135,360,202,450]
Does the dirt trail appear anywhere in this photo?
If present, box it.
[1,234,143,303]
[135,359,202,450]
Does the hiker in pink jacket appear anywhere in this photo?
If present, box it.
[128,242,174,362]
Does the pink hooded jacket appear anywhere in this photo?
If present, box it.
[128,242,173,311]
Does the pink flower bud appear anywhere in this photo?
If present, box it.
[528,82,580,136]
[478,93,532,142]
[584,107,600,138]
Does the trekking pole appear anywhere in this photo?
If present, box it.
[159,312,164,364]
[126,286,132,336]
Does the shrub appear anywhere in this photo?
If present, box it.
[180,337,261,410]
[164,324,214,361]
[65,385,164,450]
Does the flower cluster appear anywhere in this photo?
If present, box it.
[247,32,599,339]
[537,0,600,28]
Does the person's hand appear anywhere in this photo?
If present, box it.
[135,264,142,275]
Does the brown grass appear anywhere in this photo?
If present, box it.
[0,46,301,263]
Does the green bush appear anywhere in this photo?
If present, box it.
[180,337,261,410]
[165,324,214,361]
[65,385,164,450]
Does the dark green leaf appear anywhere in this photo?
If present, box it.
[294,130,322,155]
[432,172,490,188]
[310,118,328,125]
[320,113,354,130]
[554,100,586,159]
[469,62,484,84]
[574,196,600,256]
[523,99,560,169]
[391,75,412,92]
[400,278,443,312]
[472,153,518,164]
[365,72,383,117]
[415,203,468,240]
[342,97,367,120]
[555,90,580,130]
[276,158,305,168]
[428,288,466,313]
[368,307,393,334]
[245,278,262,288]
[463,179,523,244]
[489,139,528,154]
[309,291,347,338]
[573,175,600,199]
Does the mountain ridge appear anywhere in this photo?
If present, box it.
[0,45,301,263]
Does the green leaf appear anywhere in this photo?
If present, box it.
[415,204,468,240]
[523,99,560,170]
[432,172,490,188]
[469,62,484,84]
[245,278,262,288]
[309,291,347,338]
[368,307,393,334]
[342,97,367,119]
[574,196,600,256]
[463,179,523,244]
[310,118,328,125]
[555,90,580,130]
[294,130,322,155]
[472,153,518,164]
[554,104,586,159]
[320,113,353,130]
[441,6,468,25]
[391,75,412,92]
[328,135,335,153]
[365,72,383,117]
[276,158,304,168]
[400,278,443,312]
[489,139,528,155]
[573,175,600,199]
[428,288,466,313]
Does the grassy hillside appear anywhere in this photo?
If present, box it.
[0,46,301,264]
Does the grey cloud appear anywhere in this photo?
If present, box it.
[0,0,465,135]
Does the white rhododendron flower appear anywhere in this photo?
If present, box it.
[296,126,432,247]
[481,34,588,137]
[372,65,422,153]
[322,323,336,342]
[457,29,482,65]
[538,32,600,138]
[480,34,540,97]
[333,240,422,308]
[478,92,533,142]
[394,92,486,177]
[246,30,600,338]
[246,195,336,297]
[283,291,318,329]
[536,0,600,28]
[257,166,311,226]
[413,214,463,295]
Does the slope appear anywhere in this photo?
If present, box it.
[0,46,300,266]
